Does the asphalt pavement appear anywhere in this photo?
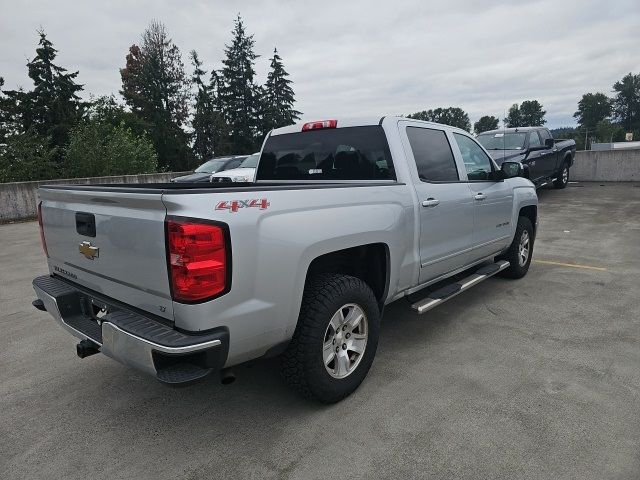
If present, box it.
[1,182,639,479]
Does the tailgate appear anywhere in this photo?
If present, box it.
[38,187,173,321]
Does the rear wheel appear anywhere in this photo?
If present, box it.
[554,161,569,189]
[498,216,534,279]
[281,274,380,403]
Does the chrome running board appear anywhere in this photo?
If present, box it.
[411,260,510,314]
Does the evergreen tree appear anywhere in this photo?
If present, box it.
[190,51,230,159]
[474,115,499,134]
[574,92,612,132]
[503,104,522,128]
[611,72,640,132]
[261,48,300,135]
[120,21,193,170]
[219,15,261,152]
[0,128,58,182]
[89,95,150,138]
[519,100,546,126]
[0,77,9,145]
[2,30,84,164]
[505,101,546,127]
[407,107,471,131]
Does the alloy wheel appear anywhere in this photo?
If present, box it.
[322,304,368,379]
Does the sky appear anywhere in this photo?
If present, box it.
[1,0,639,129]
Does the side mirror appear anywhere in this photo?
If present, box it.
[544,138,555,148]
[501,161,522,179]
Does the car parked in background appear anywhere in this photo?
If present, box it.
[210,153,260,183]
[476,127,576,189]
[170,155,247,183]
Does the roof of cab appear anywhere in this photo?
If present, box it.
[479,126,546,136]
[269,116,473,136]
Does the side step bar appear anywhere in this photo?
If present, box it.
[411,260,510,314]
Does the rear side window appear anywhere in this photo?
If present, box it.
[256,126,395,181]
[529,131,542,147]
[538,129,552,143]
[406,127,459,182]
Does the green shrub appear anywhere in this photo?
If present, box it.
[0,129,58,182]
[64,119,157,178]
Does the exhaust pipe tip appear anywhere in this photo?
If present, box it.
[220,368,236,385]
[76,339,100,358]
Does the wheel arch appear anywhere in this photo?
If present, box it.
[305,243,391,312]
[519,205,538,238]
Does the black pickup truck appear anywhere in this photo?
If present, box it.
[477,127,576,188]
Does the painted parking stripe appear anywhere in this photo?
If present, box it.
[533,259,607,271]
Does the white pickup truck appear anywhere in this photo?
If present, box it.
[32,117,538,403]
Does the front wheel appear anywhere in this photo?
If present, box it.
[281,274,380,403]
[498,216,534,279]
[554,162,569,189]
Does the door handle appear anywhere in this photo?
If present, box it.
[421,198,440,208]
[474,193,486,201]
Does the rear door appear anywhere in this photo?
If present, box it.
[39,187,174,320]
[451,133,513,259]
[537,128,559,177]
[399,123,475,283]
[525,130,546,181]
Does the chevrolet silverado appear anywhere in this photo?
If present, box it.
[32,117,538,403]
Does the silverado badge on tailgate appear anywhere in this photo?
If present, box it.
[79,241,100,260]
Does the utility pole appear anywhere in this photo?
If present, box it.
[584,129,588,151]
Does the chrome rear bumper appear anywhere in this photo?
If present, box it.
[32,275,229,384]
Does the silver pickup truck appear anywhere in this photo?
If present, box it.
[32,117,538,403]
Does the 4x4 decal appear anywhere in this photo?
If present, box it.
[215,199,270,213]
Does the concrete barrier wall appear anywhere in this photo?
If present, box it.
[0,171,189,223]
[572,149,640,182]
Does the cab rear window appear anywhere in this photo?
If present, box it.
[256,126,395,181]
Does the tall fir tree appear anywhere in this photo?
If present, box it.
[503,104,522,128]
[612,72,640,132]
[190,51,230,159]
[261,48,300,136]
[219,15,261,153]
[574,92,612,132]
[1,30,84,164]
[120,21,193,170]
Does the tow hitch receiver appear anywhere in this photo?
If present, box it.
[76,339,100,358]
[32,299,46,311]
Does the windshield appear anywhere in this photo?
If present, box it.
[256,126,395,181]
[195,159,228,173]
[477,132,527,150]
[240,154,260,168]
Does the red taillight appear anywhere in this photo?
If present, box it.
[37,202,49,257]
[166,218,230,303]
[302,119,337,131]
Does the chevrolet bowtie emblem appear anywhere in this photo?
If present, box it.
[79,241,99,260]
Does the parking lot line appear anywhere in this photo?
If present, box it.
[533,259,607,271]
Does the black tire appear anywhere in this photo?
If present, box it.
[498,216,534,279]
[281,274,380,403]
[554,160,569,189]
